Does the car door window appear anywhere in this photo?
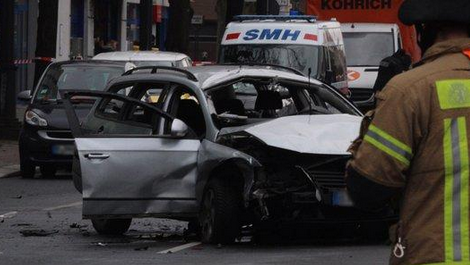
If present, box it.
[167,88,206,139]
[65,91,175,137]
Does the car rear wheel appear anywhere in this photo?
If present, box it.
[40,165,57,178]
[91,218,132,235]
[200,178,242,244]
[20,156,36,179]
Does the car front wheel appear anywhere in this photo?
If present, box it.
[91,218,132,235]
[200,178,242,244]
[20,155,35,179]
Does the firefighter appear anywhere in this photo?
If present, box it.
[346,0,470,264]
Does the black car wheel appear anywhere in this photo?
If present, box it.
[40,165,57,178]
[20,150,36,179]
[200,178,242,244]
[91,218,132,235]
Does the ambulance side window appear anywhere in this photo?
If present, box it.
[326,45,347,87]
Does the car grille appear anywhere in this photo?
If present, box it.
[307,171,346,189]
[38,130,74,141]
[350,88,374,103]
[47,131,73,139]
[302,156,349,189]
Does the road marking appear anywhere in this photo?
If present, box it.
[158,242,201,254]
[43,202,82,211]
[0,211,18,219]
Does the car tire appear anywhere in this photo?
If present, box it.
[72,157,82,193]
[20,155,36,179]
[200,178,242,244]
[91,218,132,235]
[40,165,57,178]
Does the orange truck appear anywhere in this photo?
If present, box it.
[307,0,419,61]
[307,0,420,109]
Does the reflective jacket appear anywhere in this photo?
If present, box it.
[348,38,470,265]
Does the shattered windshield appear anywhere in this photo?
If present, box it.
[220,44,320,78]
[209,79,358,128]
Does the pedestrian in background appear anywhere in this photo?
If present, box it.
[346,0,470,264]
[373,49,412,93]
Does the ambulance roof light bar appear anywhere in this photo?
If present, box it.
[233,15,317,23]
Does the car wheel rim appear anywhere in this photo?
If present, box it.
[202,189,215,242]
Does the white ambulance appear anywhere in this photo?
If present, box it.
[219,15,349,95]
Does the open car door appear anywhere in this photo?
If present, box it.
[62,90,200,219]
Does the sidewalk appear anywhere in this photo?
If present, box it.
[0,140,20,178]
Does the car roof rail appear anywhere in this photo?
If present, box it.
[122,66,198,82]
[233,15,317,23]
[220,63,306,77]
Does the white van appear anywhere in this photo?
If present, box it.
[93,51,193,68]
[219,15,349,94]
[341,23,402,109]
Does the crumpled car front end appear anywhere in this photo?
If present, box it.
[217,114,397,224]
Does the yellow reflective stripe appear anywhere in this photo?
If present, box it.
[457,117,469,261]
[437,80,470,110]
[419,261,468,265]
[364,135,410,166]
[443,117,470,262]
[368,125,413,154]
[444,118,454,262]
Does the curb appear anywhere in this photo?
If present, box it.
[0,165,21,179]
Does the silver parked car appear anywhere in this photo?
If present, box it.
[63,65,396,243]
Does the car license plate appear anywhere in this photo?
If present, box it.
[52,144,74,156]
[332,190,354,207]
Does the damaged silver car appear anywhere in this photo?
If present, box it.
[63,65,396,243]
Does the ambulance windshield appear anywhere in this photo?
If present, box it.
[220,44,320,78]
[343,32,394,67]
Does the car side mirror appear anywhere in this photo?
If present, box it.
[17,90,32,101]
[171,119,189,138]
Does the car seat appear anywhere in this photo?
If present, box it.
[255,90,283,118]
[176,100,205,138]
[216,98,246,116]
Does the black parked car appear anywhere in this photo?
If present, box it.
[17,60,128,178]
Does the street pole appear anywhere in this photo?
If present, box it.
[139,0,153,51]
[0,0,20,139]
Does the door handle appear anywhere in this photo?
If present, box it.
[85,153,110,160]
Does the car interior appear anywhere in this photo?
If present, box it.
[208,79,324,127]
[81,81,207,140]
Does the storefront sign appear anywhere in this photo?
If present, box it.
[191,15,204,25]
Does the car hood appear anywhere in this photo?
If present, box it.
[222,114,362,155]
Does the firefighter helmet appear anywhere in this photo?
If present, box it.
[399,0,470,26]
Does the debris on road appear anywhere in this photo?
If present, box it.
[69,222,87,229]
[96,242,107,247]
[134,246,149,251]
[11,223,32,227]
[0,211,18,223]
[20,229,59,237]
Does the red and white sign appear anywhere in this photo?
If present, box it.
[347,70,361,82]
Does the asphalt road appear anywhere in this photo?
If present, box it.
[0,174,391,265]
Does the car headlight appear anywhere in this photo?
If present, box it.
[25,110,48,127]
